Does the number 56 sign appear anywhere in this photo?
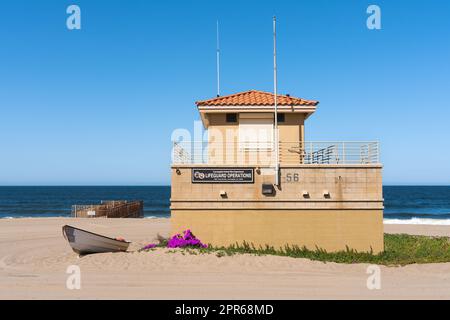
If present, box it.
[284,173,300,183]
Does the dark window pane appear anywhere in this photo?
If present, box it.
[277,113,285,123]
[226,113,238,123]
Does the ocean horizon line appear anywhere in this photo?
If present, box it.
[0,184,448,187]
[1,186,448,222]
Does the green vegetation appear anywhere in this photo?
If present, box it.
[193,234,450,266]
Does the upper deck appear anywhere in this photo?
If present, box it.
[172,141,380,166]
[173,90,380,166]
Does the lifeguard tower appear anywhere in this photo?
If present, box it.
[171,90,383,253]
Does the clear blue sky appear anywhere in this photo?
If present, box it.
[0,0,449,185]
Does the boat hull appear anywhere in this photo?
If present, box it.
[62,225,130,255]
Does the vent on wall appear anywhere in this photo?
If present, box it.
[262,184,275,196]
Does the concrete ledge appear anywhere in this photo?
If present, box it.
[172,164,383,169]
[171,199,384,202]
[171,201,383,210]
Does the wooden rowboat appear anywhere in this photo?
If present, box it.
[62,225,130,255]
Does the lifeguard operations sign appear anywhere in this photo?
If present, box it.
[192,168,254,184]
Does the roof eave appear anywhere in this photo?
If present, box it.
[197,105,317,112]
[197,105,317,128]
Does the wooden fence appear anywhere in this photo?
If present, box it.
[72,200,144,218]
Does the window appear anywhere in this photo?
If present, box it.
[239,113,273,150]
[226,113,237,123]
[277,113,285,123]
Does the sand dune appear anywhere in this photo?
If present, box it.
[1,218,450,299]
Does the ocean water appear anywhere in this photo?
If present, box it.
[383,186,450,224]
[0,186,449,224]
[0,186,170,219]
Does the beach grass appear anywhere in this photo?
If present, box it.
[192,234,450,266]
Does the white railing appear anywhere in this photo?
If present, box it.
[172,141,380,165]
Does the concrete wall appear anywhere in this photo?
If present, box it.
[205,112,305,165]
[171,209,384,253]
[172,110,383,253]
[171,164,384,253]
[206,112,305,141]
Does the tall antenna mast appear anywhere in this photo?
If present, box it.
[216,20,220,97]
[273,16,280,186]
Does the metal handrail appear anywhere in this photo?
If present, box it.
[172,141,380,165]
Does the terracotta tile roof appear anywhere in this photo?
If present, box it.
[196,90,318,107]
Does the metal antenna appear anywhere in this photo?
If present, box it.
[273,16,280,186]
[216,20,220,97]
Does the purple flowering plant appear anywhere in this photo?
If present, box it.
[140,229,207,251]
[167,229,208,248]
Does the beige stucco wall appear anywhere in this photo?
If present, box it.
[172,165,382,204]
[171,164,384,253]
[205,112,305,137]
[171,209,384,253]
[205,112,305,165]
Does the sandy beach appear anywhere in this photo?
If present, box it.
[1,218,450,300]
